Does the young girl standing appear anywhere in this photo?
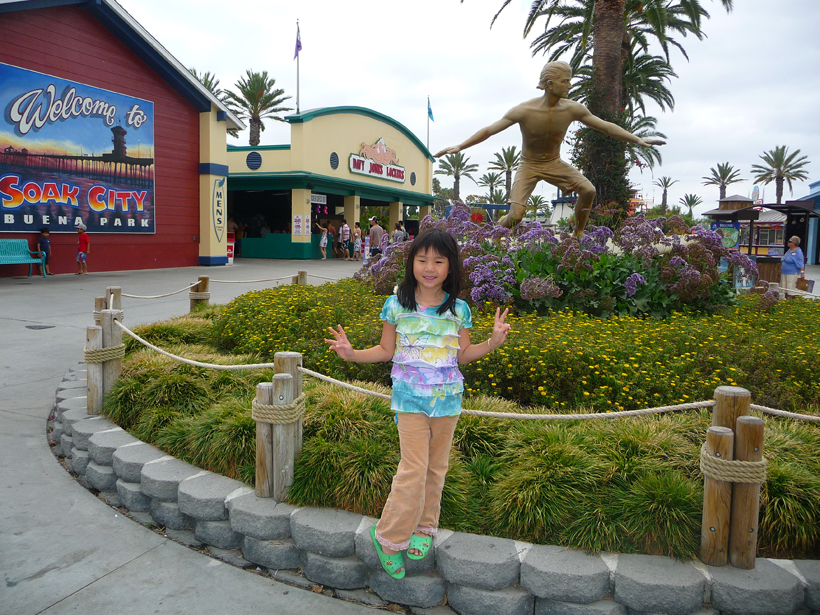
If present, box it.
[319,225,328,260]
[326,228,510,579]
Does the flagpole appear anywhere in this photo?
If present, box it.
[296,20,300,114]
[426,96,430,151]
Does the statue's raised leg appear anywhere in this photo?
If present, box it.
[496,202,527,229]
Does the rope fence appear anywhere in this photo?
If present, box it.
[121,281,199,299]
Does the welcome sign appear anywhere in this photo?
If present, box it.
[0,62,155,233]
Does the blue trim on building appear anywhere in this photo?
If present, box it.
[0,0,84,13]
[285,107,435,162]
[228,144,291,151]
[199,163,229,176]
[198,255,228,266]
[216,111,227,121]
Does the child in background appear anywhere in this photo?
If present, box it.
[37,227,51,276]
[76,222,90,275]
[325,228,510,578]
[353,222,363,261]
[319,225,328,260]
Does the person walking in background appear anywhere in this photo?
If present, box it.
[325,229,510,579]
[400,220,409,241]
[353,222,363,261]
[327,220,337,259]
[37,227,51,276]
[780,236,805,297]
[392,222,405,244]
[340,219,352,260]
[76,222,90,275]
[319,225,328,260]
[369,216,385,258]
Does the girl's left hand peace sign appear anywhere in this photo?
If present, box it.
[488,307,511,351]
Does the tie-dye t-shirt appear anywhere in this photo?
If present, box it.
[380,294,472,417]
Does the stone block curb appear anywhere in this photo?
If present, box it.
[613,554,705,614]
[88,428,139,465]
[228,491,295,540]
[709,558,804,615]
[55,397,87,420]
[521,545,610,603]
[354,516,436,575]
[291,507,362,558]
[116,479,150,512]
[194,519,242,550]
[302,551,369,590]
[535,597,627,615]
[85,461,117,492]
[436,532,520,591]
[140,458,201,502]
[59,434,73,458]
[70,448,90,475]
[178,472,245,521]
[793,560,820,610]
[369,570,447,609]
[112,442,167,483]
[446,582,534,615]
[242,536,301,571]
[70,417,117,451]
[149,499,192,530]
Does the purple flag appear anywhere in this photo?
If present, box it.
[294,23,302,60]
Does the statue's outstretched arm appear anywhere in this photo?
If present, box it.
[578,108,666,147]
[434,117,516,158]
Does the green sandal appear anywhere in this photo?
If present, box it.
[371,525,405,579]
[407,533,432,561]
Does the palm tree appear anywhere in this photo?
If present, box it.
[434,152,479,202]
[528,194,552,219]
[477,172,504,197]
[488,146,521,202]
[701,162,745,200]
[224,70,292,146]
[750,146,810,205]
[623,115,666,171]
[189,68,240,138]
[679,193,703,217]
[653,176,678,212]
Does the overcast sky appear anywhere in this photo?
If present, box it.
[123,0,820,216]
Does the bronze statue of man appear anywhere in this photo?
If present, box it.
[434,61,665,237]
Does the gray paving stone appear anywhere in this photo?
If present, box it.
[98,490,120,507]
[71,416,117,451]
[291,507,362,558]
[140,458,201,502]
[50,442,64,457]
[116,479,150,512]
[794,560,820,610]
[335,588,388,608]
[56,396,87,420]
[271,569,319,591]
[70,448,90,475]
[536,598,628,615]
[194,519,242,550]
[88,428,139,465]
[446,582,534,615]
[57,379,87,391]
[522,545,610,603]
[178,472,244,521]
[354,517,436,575]
[149,499,192,530]
[208,547,255,569]
[60,406,92,434]
[128,510,155,527]
[112,442,167,483]
[436,532,520,591]
[242,536,301,570]
[59,434,73,458]
[85,461,117,491]
[228,491,296,539]
[51,420,64,442]
[613,554,705,615]
[302,551,369,590]
[369,570,447,609]
[709,558,803,615]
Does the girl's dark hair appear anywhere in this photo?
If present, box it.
[396,228,461,315]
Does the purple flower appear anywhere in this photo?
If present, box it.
[624,273,645,297]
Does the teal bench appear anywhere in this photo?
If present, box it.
[0,238,46,277]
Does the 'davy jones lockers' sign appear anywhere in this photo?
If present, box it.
[0,62,155,233]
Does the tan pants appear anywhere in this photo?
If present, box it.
[509,156,594,208]
[374,413,459,550]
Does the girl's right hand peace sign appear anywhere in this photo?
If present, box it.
[325,325,355,361]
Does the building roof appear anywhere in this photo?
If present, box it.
[718,194,753,202]
[0,0,245,131]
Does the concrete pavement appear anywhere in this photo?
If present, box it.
[0,257,376,615]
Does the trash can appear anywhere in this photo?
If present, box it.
[227,232,235,265]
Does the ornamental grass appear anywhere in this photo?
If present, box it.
[101,287,820,559]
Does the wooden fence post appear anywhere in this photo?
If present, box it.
[274,351,304,455]
[255,382,275,498]
[86,326,104,415]
[713,386,750,431]
[94,297,105,326]
[105,286,122,310]
[190,276,210,312]
[700,426,734,566]
[272,373,296,501]
[101,309,123,399]
[729,416,765,569]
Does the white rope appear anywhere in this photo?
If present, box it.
[121,282,199,299]
[209,276,293,284]
[753,285,820,299]
[114,319,276,370]
[750,403,820,423]
[307,274,345,281]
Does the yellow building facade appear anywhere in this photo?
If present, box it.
[227,107,434,259]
